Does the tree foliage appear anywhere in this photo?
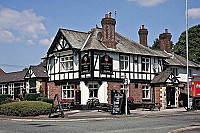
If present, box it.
[173,24,200,63]
[151,38,160,50]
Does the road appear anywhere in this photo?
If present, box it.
[0,113,199,133]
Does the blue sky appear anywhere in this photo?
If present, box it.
[0,0,200,72]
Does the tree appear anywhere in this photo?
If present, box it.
[23,68,28,71]
[151,38,174,50]
[173,24,200,63]
[151,38,160,50]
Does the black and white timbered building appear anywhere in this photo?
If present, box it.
[45,13,171,108]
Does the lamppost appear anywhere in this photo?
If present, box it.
[186,0,190,111]
[123,76,129,115]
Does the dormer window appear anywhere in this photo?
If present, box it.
[60,56,73,71]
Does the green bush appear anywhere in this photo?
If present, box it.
[0,101,52,117]
[25,93,40,101]
[0,94,12,105]
[37,97,53,104]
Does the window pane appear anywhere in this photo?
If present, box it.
[146,90,150,99]
[89,90,93,97]
[72,91,74,97]
[142,90,145,98]
[94,84,98,89]
[120,56,124,60]
[142,58,145,62]
[142,63,145,71]
[125,56,128,60]
[125,61,128,70]
[146,63,149,71]
[94,90,98,97]
[89,84,93,89]
[67,86,70,89]
[120,61,124,70]
[67,90,70,98]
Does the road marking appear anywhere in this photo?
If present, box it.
[169,126,200,133]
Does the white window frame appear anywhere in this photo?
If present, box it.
[60,56,73,71]
[9,83,14,97]
[62,85,74,99]
[142,85,150,100]
[120,55,129,71]
[1,84,7,94]
[88,83,99,98]
[142,57,150,72]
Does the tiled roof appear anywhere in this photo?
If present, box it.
[156,50,200,68]
[54,28,167,57]
[30,65,48,78]
[0,70,27,83]
[151,71,172,84]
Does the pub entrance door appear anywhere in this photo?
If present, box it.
[166,87,176,108]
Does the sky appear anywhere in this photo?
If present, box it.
[0,0,200,73]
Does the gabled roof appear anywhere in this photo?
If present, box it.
[47,28,167,58]
[156,50,200,68]
[25,64,48,79]
[0,70,27,83]
[151,71,179,84]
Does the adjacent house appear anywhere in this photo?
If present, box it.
[0,70,27,99]
[0,68,5,74]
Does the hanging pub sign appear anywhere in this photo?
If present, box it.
[111,92,124,115]
[100,55,113,74]
[81,54,90,73]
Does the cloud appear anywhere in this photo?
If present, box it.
[188,8,200,19]
[0,30,20,43]
[39,38,51,45]
[0,7,48,44]
[128,0,169,6]
[27,40,34,45]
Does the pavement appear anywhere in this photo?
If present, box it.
[0,107,199,122]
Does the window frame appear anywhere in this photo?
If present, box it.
[120,55,129,71]
[62,85,74,99]
[88,83,99,98]
[60,56,73,71]
[142,57,150,72]
[142,85,150,100]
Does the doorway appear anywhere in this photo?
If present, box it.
[166,87,176,108]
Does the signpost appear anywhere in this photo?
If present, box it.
[112,92,124,114]
[122,77,129,115]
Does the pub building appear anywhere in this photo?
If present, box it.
[45,12,174,109]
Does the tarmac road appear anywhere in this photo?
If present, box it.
[0,112,199,133]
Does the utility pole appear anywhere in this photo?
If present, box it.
[186,0,190,110]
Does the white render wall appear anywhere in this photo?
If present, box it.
[80,81,89,104]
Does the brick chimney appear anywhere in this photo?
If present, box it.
[159,29,172,53]
[101,12,116,49]
[138,25,148,47]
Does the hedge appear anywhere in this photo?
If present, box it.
[36,97,53,104]
[24,93,40,101]
[0,101,52,117]
[0,94,12,105]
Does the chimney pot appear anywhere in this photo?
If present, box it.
[165,29,168,33]
[108,12,111,18]
[142,25,145,29]
[105,14,108,18]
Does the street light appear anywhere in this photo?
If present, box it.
[186,0,190,111]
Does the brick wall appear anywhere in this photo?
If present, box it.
[47,82,62,99]
[107,82,123,104]
[129,83,143,103]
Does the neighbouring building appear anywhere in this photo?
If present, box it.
[0,68,5,74]
[0,70,27,99]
